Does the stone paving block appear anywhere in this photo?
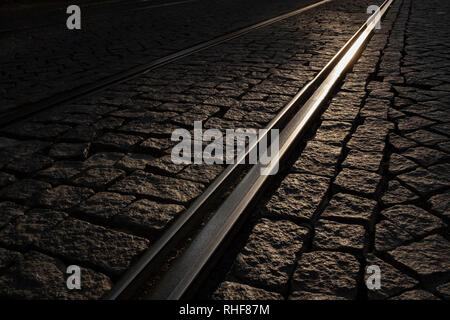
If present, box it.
[224,108,273,124]
[431,123,450,136]
[374,219,415,252]
[0,179,51,203]
[109,170,204,203]
[289,251,359,300]
[37,218,149,276]
[35,185,95,210]
[427,163,450,182]
[342,150,383,173]
[0,251,112,299]
[212,281,283,300]
[115,199,185,234]
[346,130,387,153]
[313,220,366,251]
[146,155,187,175]
[0,248,21,270]
[388,108,406,120]
[232,219,309,293]
[402,104,449,122]
[405,130,447,146]
[83,152,125,168]
[5,154,54,174]
[397,116,435,132]
[360,99,389,120]
[291,140,342,177]
[314,121,352,146]
[263,173,329,221]
[0,201,26,229]
[115,153,155,171]
[381,179,419,207]
[436,282,450,300]
[381,205,445,238]
[139,137,174,153]
[76,192,136,221]
[402,146,448,167]
[289,292,346,300]
[428,191,450,219]
[49,143,90,159]
[388,153,418,175]
[397,168,448,196]
[388,133,417,151]
[390,290,439,300]
[388,234,450,282]
[321,100,360,122]
[95,133,143,151]
[73,167,126,190]
[177,164,224,184]
[62,125,97,142]
[0,172,15,188]
[36,161,84,184]
[334,168,381,197]
[365,254,417,300]
[0,209,67,248]
[321,193,376,225]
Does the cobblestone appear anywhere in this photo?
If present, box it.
[37,218,149,276]
[230,219,309,293]
[212,281,283,300]
[313,220,366,251]
[321,193,377,225]
[388,234,450,282]
[289,251,359,300]
[262,174,329,221]
[0,251,112,299]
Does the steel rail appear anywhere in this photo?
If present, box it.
[145,0,394,299]
[0,0,331,125]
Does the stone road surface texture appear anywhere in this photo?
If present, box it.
[212,0,450,300]
[0,0,449,300]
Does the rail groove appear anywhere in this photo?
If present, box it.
[104,0,394,300]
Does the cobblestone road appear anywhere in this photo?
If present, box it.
[0,0,388,299]
[1,0,320,112]
[1,0,448,300]
[211,0,450,300]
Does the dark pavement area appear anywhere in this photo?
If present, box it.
[0,0,319,112]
